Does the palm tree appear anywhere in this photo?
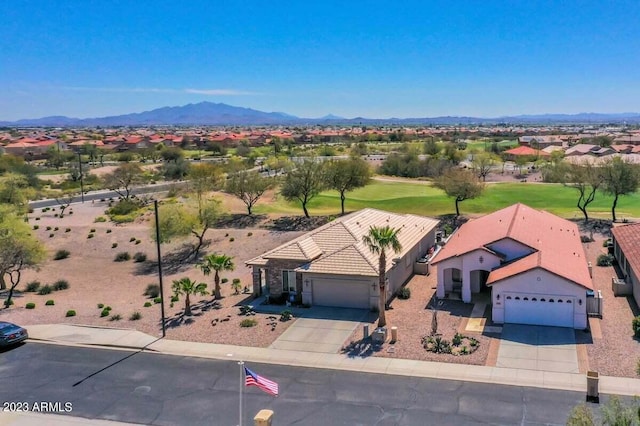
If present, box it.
[198,253,235,300]
[171,277,208,316]
[362,225,402,328]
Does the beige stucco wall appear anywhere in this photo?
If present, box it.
[435,249,501,302]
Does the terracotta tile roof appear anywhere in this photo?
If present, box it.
[432,203,592,290]
[504,146,550,157]
[611,223,640,278]
[247,208,440,277]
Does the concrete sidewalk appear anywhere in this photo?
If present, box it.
[27,324,640,398]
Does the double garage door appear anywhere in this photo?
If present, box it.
[504,293,574,328]
[312,278,370,309]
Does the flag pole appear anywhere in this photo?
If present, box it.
[238,360,244,426]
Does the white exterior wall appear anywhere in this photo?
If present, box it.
[435,249,501,302]
[491,268,588,329]
[486,238,533,261]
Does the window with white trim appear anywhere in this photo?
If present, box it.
[282,270,296,293]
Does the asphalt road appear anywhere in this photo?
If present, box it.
[0,343,597,425]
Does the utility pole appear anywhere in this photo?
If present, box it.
[154,200,167,338]
[77,151,85,203]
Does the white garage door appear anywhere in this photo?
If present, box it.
[504,293,574,328]
[312,278,370,309]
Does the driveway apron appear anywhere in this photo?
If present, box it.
[496,324,579,373]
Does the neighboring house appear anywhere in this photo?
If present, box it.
[431,203,592,329]
[518,135,567,148]
[565,144,615,157]
[246,208,439,310]
[611,223,640,307]
[502,145,550,160]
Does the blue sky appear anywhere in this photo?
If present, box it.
[1,1,639,120]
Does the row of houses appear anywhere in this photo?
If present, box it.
[246,204,640,330]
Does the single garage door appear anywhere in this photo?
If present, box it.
[312,278,370,309]
[504,293,574,328]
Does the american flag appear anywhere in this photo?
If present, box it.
[244,367,279,396]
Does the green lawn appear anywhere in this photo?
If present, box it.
[252,180,640,219]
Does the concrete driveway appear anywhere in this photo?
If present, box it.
[496,324,579,373]
[269,307,371,353]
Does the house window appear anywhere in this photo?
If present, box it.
[282,270,296,293]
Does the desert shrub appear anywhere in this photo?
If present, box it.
[247,232,253,237]
[65,310,76,317]
[144,302,152,307]
[35,217,40,221]
[33,225,39,230]
[112,243,118,248]
[94,216,107,223]
[65,228,71,232]
[52,279,69,291]
[133,252,147,262]
[240,318,257,327]
[54,227,59,231]
[633,316,640,338]
[231,280,242,294]
[603,239,612,247]
[171,295,179,302]
[87,233,94,239]
[37,285,52,295]
[221,278,228,284]
[596,254,614,266]
[129,237,137,242]
[45,300,54,306]
[580,235,594,243]
[452,333,463,346]
[106,229,112,233]
[100,309,110,317]
[97,303,104,309]
[25,281,41,292]
[153,297,162,304]
[114,252,131,262]
[135,239,141,245]
[239,305,255,316]
[54,249,70,260]
[129,311,142,321]
[225,233,229,237]
[89,228,96,233]
[46,226,52,231]
[280,310,293,321]
[397,287,411,299]
[25,302,35,309]
[105,306,112,311]
[49,233,55,238]
[109,314,122,321]
[229,237,235,242]
[144,284,160,298]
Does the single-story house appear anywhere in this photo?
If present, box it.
[431,203,592,329]
[246,208,439,310]
[502,145,550,161]
[611,223,640,307]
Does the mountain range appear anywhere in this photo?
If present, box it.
[1,102,639,127]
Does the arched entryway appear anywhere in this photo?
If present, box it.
[470,269,490,293]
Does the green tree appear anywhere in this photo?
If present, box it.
[198,254,235,300]
[280,159,326,218]
[434,169,485,216]
[161,147,184,163]
[102,163,144,200]
[225,170,273,215]
[324,158,372,215]
[0,206,46,305]
[565,162,602,224]
[171,277,208,316]
[188,163,224,213]
[600,157,640,222]
[153,198,224,257]
[471,152,496,182]
[423,139,439,156]
[0,173,33,212]
[362,225,402,329]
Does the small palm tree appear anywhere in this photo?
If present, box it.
[198,253,235,300]
[171,277,208,316]
[362,225,402,328]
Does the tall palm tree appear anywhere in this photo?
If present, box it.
[362,225,402,328]
[171,277,208,316]
[198,253,235,300]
